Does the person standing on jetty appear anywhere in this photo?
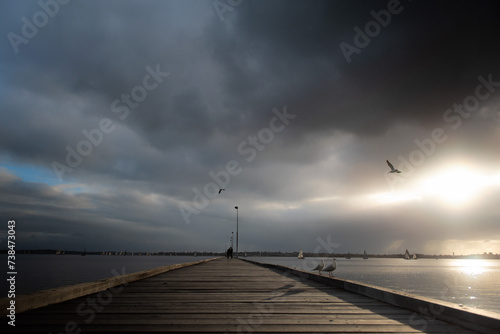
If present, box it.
[226,247,233,258]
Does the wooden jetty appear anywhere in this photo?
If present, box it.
[3,257,500,333]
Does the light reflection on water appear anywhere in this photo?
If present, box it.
[453,258,490,275]
[249,257,500,314]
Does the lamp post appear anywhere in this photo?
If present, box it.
[235,206,239,258]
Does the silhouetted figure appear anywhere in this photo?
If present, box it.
[226,247,233,259]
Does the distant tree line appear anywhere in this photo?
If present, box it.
[1,249,499,259]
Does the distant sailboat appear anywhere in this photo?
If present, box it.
[404,249,411,260]
[362,250,368,259]
[298,249,304,259]
[404,249,417,260]
[244,251,247,257]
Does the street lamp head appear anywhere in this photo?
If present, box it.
[235,206,238,209]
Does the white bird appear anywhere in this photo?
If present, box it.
[311,259,325,275]
[323,258,337,277]
[386,160,401,173]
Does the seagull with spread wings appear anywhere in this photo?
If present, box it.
[386,160,401,173]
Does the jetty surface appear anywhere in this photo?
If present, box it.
[3,257,500,333]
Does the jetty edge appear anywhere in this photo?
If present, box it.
[0,257,218,316]
[243,258,500,334]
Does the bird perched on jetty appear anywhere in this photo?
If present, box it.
[311,259,325,275]
[386,160,401,173]
[218,188,225,194]
[323,258,337,277]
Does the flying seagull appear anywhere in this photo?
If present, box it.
[323,258,337,277]
[386,160,401,173]
[311,259,325,275]
[218,189,225,194]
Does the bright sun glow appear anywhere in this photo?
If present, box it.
[418,166,487,207]
[371,165,500,208]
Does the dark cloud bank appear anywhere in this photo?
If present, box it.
[1,0,500,254]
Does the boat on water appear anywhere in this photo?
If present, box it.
[404,249,418,260]
[298,249,304,259]
[404,249,411,260]
[362,250,368,259]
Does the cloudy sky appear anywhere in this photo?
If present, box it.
[1,0,500,255]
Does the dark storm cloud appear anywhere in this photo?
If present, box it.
[208,0,500,138]
[1,0,500,253]
[2,0,499,171]
[0,168,194,251]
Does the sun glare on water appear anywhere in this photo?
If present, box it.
[454,259,490,276]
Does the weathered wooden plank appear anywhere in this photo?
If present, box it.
[13,323,477,333]
[17,316,465,326]
[26,305,415,315]
[17,312,420,322]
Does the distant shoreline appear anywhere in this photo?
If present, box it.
[1,249,499,260]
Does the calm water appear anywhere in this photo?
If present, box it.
[2,255,499,314]
[248,256,500,314]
